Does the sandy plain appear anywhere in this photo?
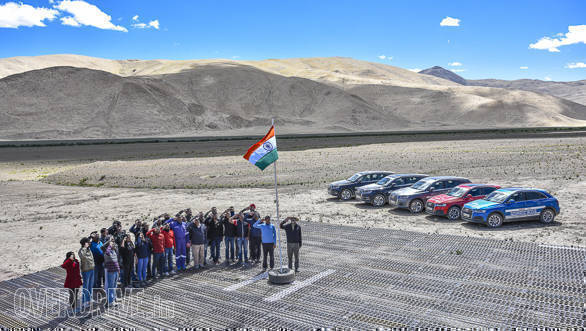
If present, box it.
[0,135,584,281]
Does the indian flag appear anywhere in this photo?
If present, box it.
[243,126,278,170]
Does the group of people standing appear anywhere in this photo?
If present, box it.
[61,204,303,312]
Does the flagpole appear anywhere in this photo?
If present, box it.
[272,118,284,272]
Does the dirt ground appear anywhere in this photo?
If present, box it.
[0,136,584,281]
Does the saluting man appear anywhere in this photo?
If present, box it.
[280,217,302,273]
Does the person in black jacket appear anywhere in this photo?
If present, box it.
[280,217,302,273]
[135,232,150,287]
[221,207,236,264]
[232,213,249,264]
[119,234,135,288]
[206,213,223,264]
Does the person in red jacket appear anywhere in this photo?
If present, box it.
[61,251,82,312]
[147,227,165,279]
[161,224,175,275]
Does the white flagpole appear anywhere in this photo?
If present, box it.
[272,118,284,272]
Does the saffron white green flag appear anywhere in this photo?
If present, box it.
[243,126,278,170]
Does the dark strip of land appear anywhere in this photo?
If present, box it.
[1,127,585,162]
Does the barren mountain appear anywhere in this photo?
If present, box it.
[1,61,585,139]
[0,65,404,139]
[0,54,456,87]
[418,66,468,85]
[418,65,586,106]
[467,79,586,106]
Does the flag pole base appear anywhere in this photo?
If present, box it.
[268,268,295,284]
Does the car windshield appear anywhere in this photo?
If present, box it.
[485,191,511,203]
[377,178,391,185]
[347,174,361,182]
[447,187,467,197]
[411,179,433,190]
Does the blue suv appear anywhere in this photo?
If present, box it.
[356,174,428,207]
[388,176,471,213]
[328,171,394,200]
[461,188,560,228]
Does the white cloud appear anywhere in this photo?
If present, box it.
[565,62,586,69]
[529,25,586,52]
[61,16,80,26]
[448,62,462,67]
[408,68,422,72]
[520,66,529,70]
[0,2,59,28]
[131,16,159,29]
[148,19,159,29]
[55,0,127,32]
[440,16,460,27]
[450,69,466,73]
[544,76,552,81]
[378,55,393,60]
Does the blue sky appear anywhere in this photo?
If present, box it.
[0,0,585,81]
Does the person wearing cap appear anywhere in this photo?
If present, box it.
[78,237,95,307]
[280,217,302,273]
[253,216,277,271]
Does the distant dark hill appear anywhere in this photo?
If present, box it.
[467,79,586,106]
[418,65,586,106]
[419,66,467,85]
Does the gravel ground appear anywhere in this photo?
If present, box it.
[0,136,584,280]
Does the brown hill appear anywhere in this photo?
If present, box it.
[0,55,585,140]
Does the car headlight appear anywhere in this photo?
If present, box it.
[397,196,408,200]
[362,190,372,194]
[436,204,446,207]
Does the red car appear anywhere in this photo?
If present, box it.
[425,184,501,220]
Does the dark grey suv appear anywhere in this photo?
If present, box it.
[355,174,428,207]
[388,176,471,213]
[328,171,394,200]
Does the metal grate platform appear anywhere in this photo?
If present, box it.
[0,222,584,329]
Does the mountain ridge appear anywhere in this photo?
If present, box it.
[1,55,585,140]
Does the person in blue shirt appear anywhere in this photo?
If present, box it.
[89,231,105,289]
[253,216,277,270]
[166,215,188,271]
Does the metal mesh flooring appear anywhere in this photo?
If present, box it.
[0,222,584,328]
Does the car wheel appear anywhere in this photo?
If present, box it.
[372,194,386,207]
[409,199,424,213]
[539,208,556,224]
[340,189,353,201]
[486,213,503,228]
[447,206,461,220]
